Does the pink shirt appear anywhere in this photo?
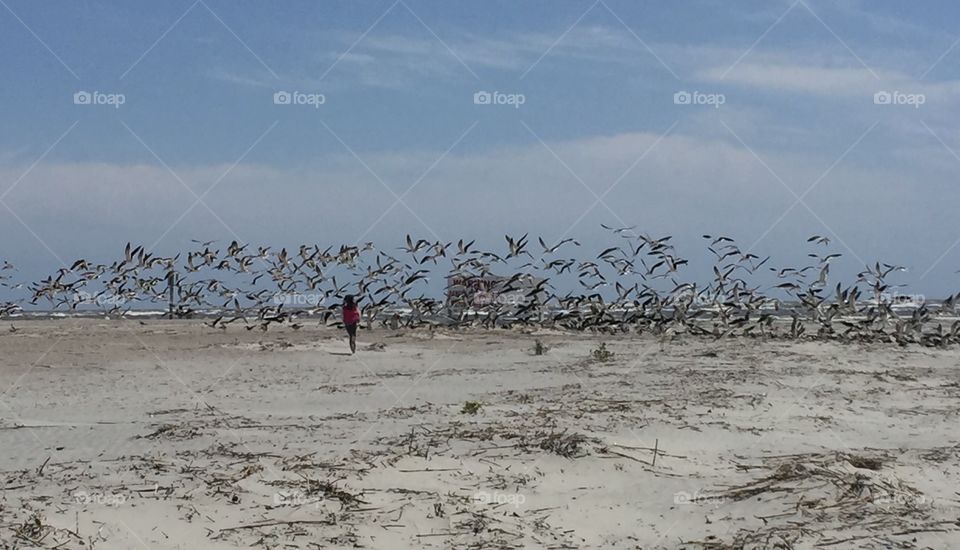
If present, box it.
[342,305,360,325]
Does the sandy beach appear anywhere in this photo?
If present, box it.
[1,320,959,549]
[6,0,960,548]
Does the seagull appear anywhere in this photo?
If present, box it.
[601,224,637,235]
[538,237,580,254]
[505,233,532,259]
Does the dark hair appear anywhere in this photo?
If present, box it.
[344,294,355,307]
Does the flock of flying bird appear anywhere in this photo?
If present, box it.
[2,226,959,346]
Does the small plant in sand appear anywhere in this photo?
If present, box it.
[461,401,482,415]
[537,430,591,458]
[533,340,549,355]
[590,342,614,362]
[16,513,47,542]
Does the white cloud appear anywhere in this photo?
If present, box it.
[209,24,681,91]
[698,61,960,99]
[701,62,882,96]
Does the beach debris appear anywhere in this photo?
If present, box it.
[590,342,615,362]
[684,450,940,548]
[461,401,483,415]
[533,339,549,355]
[533,430,593,459]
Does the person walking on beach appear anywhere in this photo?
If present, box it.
[342,294,360,354]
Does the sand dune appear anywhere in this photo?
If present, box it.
[1,320,958,549]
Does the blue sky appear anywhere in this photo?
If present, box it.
[3,0,960,294]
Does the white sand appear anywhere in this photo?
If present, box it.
[1,320,958,549]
